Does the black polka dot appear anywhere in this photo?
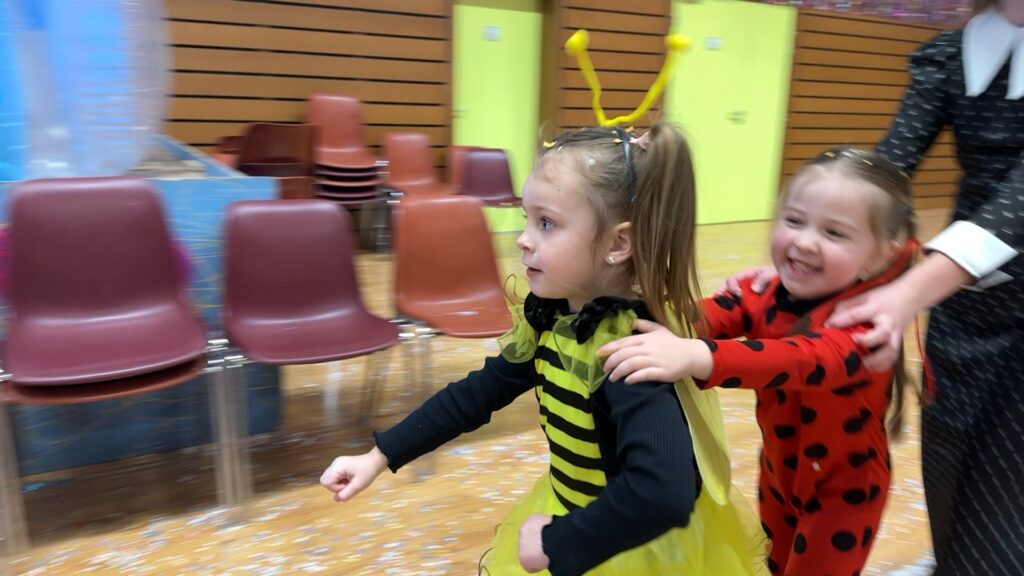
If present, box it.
[766,372,790,388]
[862,526,874,547]
[764,456,775,475]
[700,337,718,352]
[843,409,872,434]
[794,532,807,554]
[806,364,825,386]
[832,379,870,397]
[783,455,798,470]
[758,486,764,502]
[790,495,803,509]
[761,521,773,540]
[765,305,778,325]
[869,483,881,502]
[769,486,786,505]
[804,497,821,514]
[842,488,868,505]
[784,515,798,528]
[844,352,862,376]
[831,530,858,551]
[783,339,798,347]
[800,406,817,424]
[721,377,742,388]
[767,558,781,574]
[853,572,861,576]
[774,425,797,440]
[742,313,753,332]
[801,330,822,339]
[776,390,787,405]
[714,294,737,311]
[804,443,828,459]
[852,448,877,469]
[742,339,765,352]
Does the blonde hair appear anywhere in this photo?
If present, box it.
[537,123,702,334]
[785,147,918,441]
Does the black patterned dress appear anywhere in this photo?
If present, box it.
[876,30,1024,575]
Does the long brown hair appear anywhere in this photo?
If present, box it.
[537,123,702,335]
[787,147,918,441]
[974,0,996,13]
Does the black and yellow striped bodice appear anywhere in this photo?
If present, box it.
[534,328,609,511]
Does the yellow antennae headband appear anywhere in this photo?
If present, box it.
[564,29,690,127]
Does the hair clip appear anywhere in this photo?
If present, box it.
[542,140,556,149]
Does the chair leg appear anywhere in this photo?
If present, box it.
[415,327,437,480]
[209,358,252,513]
[357,351,386,423]
[0,403,27,555]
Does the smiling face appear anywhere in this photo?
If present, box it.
[771,171,896,299]
[516,154,632,311]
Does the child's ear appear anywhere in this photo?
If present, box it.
[606,221,633,264]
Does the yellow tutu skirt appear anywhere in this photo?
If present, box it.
[481,473,768,575]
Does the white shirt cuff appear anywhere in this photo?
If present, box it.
[924,220,1018,279]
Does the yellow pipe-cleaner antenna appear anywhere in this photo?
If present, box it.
[564,29,691,127]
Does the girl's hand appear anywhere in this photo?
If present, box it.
[597,320,713,383]
[319,446,389,502]
[517,514,552,572]
[717,265,777,296]
[826,282,914,372]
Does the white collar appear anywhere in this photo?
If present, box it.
[964,8,1024,99]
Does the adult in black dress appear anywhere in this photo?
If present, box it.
[827,2,1024,573]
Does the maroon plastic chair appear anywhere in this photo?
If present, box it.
[234,123,315,178]
[224,199,399,363]
[446,145,478,193]
[223,200,399,415]
[4,178,207,386]
[383,132,451,198]
[459,148,520,206]
[0,177,210,552]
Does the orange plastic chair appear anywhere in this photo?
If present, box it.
[383,132,451,198]
[394,195,511,338]
[307,94,378,171]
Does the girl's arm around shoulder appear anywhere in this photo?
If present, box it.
[696,325,877,393]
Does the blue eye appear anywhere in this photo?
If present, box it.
[539,217,554,230]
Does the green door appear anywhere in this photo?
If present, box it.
[452,1,542,232]
[668,0,795,225]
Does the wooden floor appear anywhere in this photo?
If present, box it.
[4,211,950,575]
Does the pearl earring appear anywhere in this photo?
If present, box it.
[606,256,615,264]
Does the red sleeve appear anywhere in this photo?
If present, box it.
[695,326,873,393]
[698,279,762,339]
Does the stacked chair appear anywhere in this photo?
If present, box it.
[0,177,246,553]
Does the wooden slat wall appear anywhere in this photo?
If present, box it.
[163,0,451,166]
[784,10,958,210]
[549,0,672,133]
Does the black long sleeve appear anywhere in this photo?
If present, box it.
[373,354,536,471]
[875,30,955,175]
[541,378,697,576]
